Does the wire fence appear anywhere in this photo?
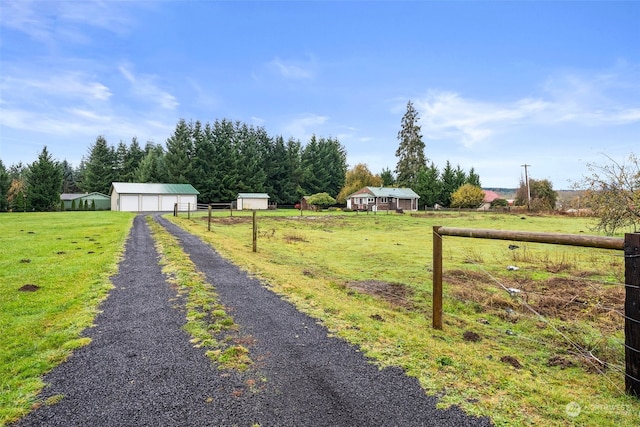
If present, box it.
[432,227,640,397]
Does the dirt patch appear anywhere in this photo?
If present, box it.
[206,216,253,225]
[345,280,414,309]
[547,355,574,369]
[500,355,522,369]
[19,284,40,292]
[463,331,481,342]
[283,233,309,243]
[445,269,624,333]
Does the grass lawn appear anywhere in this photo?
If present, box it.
[168,208,640,426]
[0,211,134,424]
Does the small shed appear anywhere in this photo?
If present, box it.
[60,192,111,210]
[237,193,270,210]
[110,182,199,212]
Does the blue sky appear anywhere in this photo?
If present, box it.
[1,0,638,188]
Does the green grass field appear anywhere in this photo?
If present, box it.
[0,212,134,424]
[2,209,639,426]
[168,209,639,426]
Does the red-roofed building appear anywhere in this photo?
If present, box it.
[483,190,501,203]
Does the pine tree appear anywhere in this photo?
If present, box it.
[0,159,10,211]
[440,161,457,207]
[395,101,426,187]
[380,168,395,187]
[135,144,167,183]
[27,146,63,211]
[122,138,145,182]
[82,136,116,194]
[165,119,194,183]
[414,163,442,208]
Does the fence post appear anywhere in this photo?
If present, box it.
[252,210,257,253]
[433,226,443,330]
[625,232,640,397]
[174,203,177,217]
[188,202,191,219]
[208,204,212,231]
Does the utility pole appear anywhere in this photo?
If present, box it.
[521,164,531,209]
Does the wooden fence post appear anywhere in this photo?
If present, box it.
[208,204,212,231]
[433,226,443,330]
[625,232,640,397]
[173,203,177,217]
[252,210,257,253]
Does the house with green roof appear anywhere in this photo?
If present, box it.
[60,192,111,211]
[346,186,420,212]
[110,182,199,212]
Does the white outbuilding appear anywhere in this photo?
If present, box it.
[110,182,200,212]
[236,193,270,210]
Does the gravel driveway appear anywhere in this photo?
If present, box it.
[15,215,492,427]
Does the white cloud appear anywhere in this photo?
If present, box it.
[268,57,316,80]
[0,73,112,103]
[412,68,640,148]
[282,113,329,139]
[119,65,179,110]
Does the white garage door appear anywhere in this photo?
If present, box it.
[141,195,159,211]
[161,195,178,211]
[120,195,139,212]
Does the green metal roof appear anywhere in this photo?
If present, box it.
[348,186,419,199]
[110,182,199,195]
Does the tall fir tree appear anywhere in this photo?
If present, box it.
[318,136,347,198]
[122,137,145,182]
[395,101,426,187]
[27,146,63,211]
[439,161,458,207]
[82,136,116,194]
[414,163,442,208]
[60,160,80,193]
[136,144,167,183]
[466,167,481,187]
[165,119,194,183]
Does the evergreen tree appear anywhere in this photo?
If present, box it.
[122,138,145,182]
[165,119,194,183]
[191,122,217,203]
[380,167,395,187]
[300,135,323,195]
[71,199,76,211]
[60,160,81,193]
[284,138,305,203]
[82,136,116,194]
[395,100,426,187]
[318,136,347,198]
[454,165,467,190]
[439,161,457,207]
[263,136,290,204]
[27,146,63,211]
[136,144,167,183]
[209,119,239,201]
[114,141,129,182]
[0,159,10,211]
[466,167,481,187]
[414,163,442,208]
[234,122,267,192]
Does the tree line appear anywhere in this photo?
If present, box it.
[0,118,348,211]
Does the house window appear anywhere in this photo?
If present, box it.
[368,198,374,203]
[380,197,388,203]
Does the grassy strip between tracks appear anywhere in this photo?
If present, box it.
[146,216,253,373]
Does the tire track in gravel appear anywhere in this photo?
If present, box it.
[155,215,492,427]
